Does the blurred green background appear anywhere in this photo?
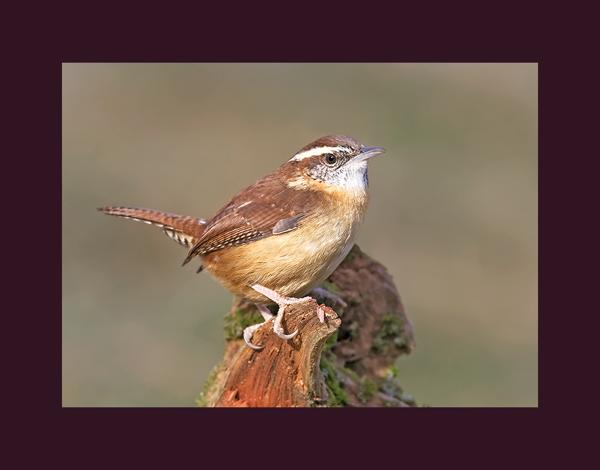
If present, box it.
[62,63,538,407]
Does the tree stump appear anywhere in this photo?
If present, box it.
[197,245,416,407]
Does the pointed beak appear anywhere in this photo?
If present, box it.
[354,145,385,162]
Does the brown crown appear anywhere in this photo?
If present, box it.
[295,135,363,154]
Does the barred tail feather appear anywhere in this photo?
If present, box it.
[97,206,207,249]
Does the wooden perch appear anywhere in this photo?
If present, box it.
[205,301,340,407]
[198,245,416,407]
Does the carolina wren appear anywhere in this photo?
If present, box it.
[99,135,385,349]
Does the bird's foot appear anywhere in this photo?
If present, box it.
[242,304,275,350]
[250,284,322,343]
[273,304,298,340]
[251,284,312,306]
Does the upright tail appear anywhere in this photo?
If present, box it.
[97,206,207,249]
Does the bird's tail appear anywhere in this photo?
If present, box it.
[97,206,207,249]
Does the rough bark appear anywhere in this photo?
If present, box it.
[197,245,416,407]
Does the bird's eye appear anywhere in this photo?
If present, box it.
[324,154,337,166]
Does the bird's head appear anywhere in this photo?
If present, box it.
[284,135,385,194]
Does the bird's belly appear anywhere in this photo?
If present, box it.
[202,216,360,303]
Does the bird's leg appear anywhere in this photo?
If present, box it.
[242,304,274,351]
[251,283,312,306]
[250,284,324,340]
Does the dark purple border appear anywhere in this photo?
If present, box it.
[7,4,556,462]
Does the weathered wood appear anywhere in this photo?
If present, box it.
[198,245,416,407]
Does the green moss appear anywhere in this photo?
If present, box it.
[341,364,361,382]
[388,365,400,379]
[223,308,265,341]
[320,355,347,406]
[196,363,223,407]
[323,329,339,352]
[371,313,406,354]
[358,377,378,404]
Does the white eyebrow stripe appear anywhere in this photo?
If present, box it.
[289,145,350,161]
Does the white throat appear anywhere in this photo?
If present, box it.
[337,160,369,193]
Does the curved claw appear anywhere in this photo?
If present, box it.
[243,323,265,351]
[274,325,299,340]
[273,305,299,340]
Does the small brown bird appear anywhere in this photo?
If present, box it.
[98,135,384,349]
